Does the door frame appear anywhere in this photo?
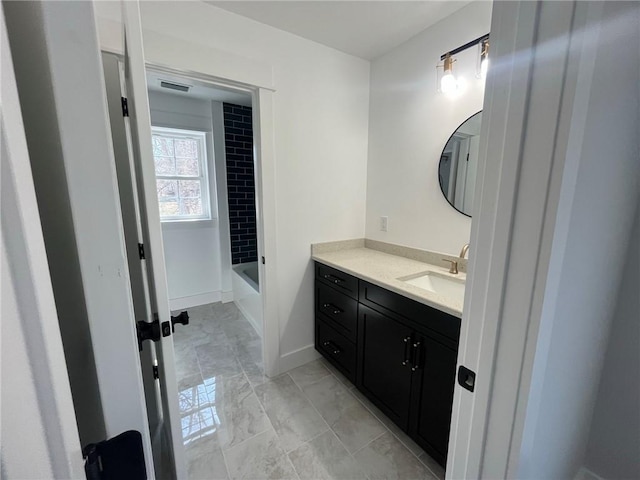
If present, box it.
[447,1,607,477]
[136,62,281,378]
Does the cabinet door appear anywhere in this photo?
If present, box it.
[410,334,458,466]
[357,305,414,430]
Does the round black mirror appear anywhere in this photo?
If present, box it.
[438,111,482,217]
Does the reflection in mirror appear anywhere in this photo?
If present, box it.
[438,111,482,217]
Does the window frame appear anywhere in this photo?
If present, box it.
[151,126,212,223]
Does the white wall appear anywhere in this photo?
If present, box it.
[584,204,640,480]
[365,1,492,255]
[94,1,370,368]
[148,90,225,308]
[1,5,83,475]
[4,0,106,446]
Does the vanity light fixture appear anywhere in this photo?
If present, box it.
[438,33,490,93]
[440,53,457,93]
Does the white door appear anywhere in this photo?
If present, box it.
[110,2,187,478]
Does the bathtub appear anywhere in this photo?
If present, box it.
[231,261,262,337]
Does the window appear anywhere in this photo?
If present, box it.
[151,127,211,222]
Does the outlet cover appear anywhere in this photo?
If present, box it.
[380,216,388,232]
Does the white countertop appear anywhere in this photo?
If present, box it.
[311,240,466,318]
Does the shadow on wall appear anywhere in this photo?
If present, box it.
[223,103,257,265]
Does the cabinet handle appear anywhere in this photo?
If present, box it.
[402,336,412,366]
[323,274,344,285]
[322,303,343,315]
[411,341,422,372]
[322,341,341,355]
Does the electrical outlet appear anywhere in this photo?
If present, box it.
[380,216,388,232]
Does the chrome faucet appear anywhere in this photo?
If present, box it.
[459,243,470,259]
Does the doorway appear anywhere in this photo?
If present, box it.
[142,69,268,469]
[102,50,272,477]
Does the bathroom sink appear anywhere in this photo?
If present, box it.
[401,272,465,302]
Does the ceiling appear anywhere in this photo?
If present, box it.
[207,1,473,60]
[146,70,252,106]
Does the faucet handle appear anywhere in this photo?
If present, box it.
[442,259,459,275]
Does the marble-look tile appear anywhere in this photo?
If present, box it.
[178,380,211,415]
[212,303,244,324]
[223,428,298,480]
[180,322,212,345]
[173,330,192,349]
[181,405,218,446]
[203,374,270,449]
[184,433,220,461]
[318,358,355,389]
[180,303,213,321]
[196,343,243,378]
[353,432,436,480]
[241,361,270,388]
[418,452,445,480]
[178,373,204,391]
[201,321,229,343]
[254,374,328,452]
[288,430,367,480]
[225,324,260,343]
[349,388,425,457]
[303,375,386,454]
[231,338,262,365]
[188,446,229,480]
[288,359,331,389]
[176,346,201,378]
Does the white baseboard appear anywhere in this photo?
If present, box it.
[575,467,604,480]
[233,300,262,338]
[279,344,320,374]
[221,290,233,303]
[169,291,220,311]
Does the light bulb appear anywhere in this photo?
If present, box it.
[441,72,457,93]
[480,57,489,79]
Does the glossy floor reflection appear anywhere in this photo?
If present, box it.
[173,302,444,480]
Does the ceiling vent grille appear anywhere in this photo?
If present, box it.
[160,80,191,93]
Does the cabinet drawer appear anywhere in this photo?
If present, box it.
[316,282,358,341]
[316,263,358,300]
[360,281,460,343]
[316,319,356,382]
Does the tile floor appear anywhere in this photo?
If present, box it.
[173,302,445,480]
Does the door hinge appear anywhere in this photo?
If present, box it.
[121,97,129,117]
[138,243,145,260]
[261,256,265,265]
[136,314,171,351]
[152,365,159,380]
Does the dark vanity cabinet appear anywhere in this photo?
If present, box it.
[358,305,414,429]
[314,261,461,467]
[314,263,359,382]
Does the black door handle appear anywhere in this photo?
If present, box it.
[323,274,344,285]
[170,311,189,333]
[322,340,341,355]
[322,303,343,315]
[402,336,412,366]
[411,340,422,372]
